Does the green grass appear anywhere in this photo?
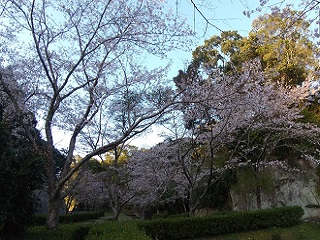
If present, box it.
[86,221,151,240]
[197,222,320,240]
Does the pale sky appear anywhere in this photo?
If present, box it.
[132,0,309,148]
[123,1,273,149]
[53,0,304,150]
[168,0,307,76]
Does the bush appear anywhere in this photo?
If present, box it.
[138,206,304,240]
[27,220,150,240]
[26,224,90,240]
[59,212,104,224]
[33,211,104,225]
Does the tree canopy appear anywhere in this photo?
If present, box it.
[192,7,319,88]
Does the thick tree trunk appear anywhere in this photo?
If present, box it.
[46,195,61,230]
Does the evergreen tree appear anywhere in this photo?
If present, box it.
[0,116,44,236]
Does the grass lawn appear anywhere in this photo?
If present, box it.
[196,222,320,240]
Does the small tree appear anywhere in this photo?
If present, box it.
[98,145,136,220]
[67,145,137,220]
[129,143,183,212]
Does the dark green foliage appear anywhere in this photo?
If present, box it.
[33,212,104,225]
[25,207,303,240]
[60,212,104,224]
[71,225,90,240]
[199,169,235,211]
[138,206,304,240]
[26,224,90,240]
[27,221,151,240]
[0,122,45,237]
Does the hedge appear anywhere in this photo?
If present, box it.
[138,206,304,240]
[33,211,104,225]
[27,221,151,240]
[26,224,90,240]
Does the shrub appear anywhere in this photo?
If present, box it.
[33,211,104,225]
[138,206,304,240]
[32,214,46,226]
[26,224,90,240]
[27,221,150,240]
[59,212,104,224]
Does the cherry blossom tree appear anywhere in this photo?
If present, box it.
[69,169,105,212]
[0,0,192,229]
[185,7,320,211]
[128,142,184,211]
[2,0,320,230]
[96,145,136,220]
[67,146,137,220]
[170,56,320,212]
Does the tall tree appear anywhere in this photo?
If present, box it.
[188,8,320,210]
[192,7,318,88]
[173,55,320,211]
[0,0,191,229]
[192,30,244,73]
[247,7,318,87]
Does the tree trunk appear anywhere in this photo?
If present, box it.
[114,208,121,221]
[46,195,61,230]
[256,186,262,210]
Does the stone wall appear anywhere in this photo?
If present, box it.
[231,171,320,218]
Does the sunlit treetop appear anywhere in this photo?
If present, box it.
[191,7,319,88]
[247,7,319,87]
